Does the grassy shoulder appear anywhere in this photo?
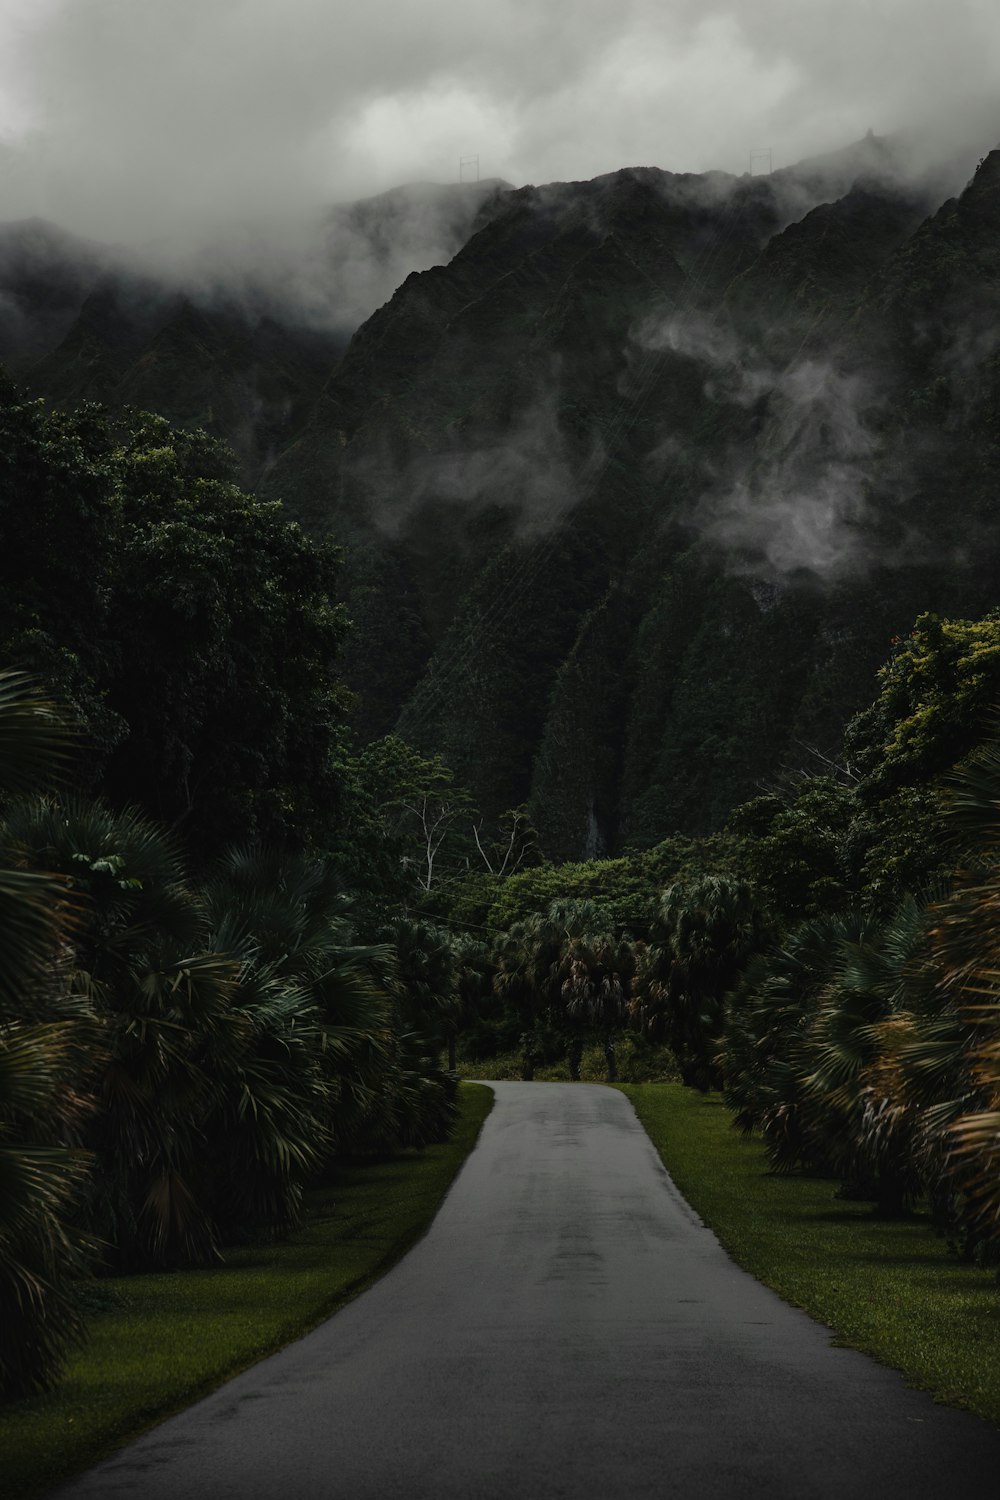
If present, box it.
[620,1083,1000,1426]
[2,1082,494,1500]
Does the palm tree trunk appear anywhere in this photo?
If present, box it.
[568,1037,583,1081]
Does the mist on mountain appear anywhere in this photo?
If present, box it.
[4,110,1000,860]
[0,178,510,476]
[314,134,946,562]
[0,177,509,362]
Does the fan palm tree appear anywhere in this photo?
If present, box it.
[4,795,233,1268]
[450,935,495,1069]
[723,899,940,1214]
[202,849,454,1166]
[720,913,852,1167]
[0,672,95,1397]
[493,900,609,1079]
[930,738,1000,1251]
[798,901,929,1213]
[559,930,636,1080]
[390,918,460,1061]
[492,920,541,1078]
[380,918,459,1143]
[202,848,397,1209]
[634,875,767,1089]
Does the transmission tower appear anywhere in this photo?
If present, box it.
[459,154,480,183]
[749,148,773,176]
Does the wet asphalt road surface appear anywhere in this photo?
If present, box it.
[56,1082,1000,1500]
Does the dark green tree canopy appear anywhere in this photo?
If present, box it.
[0,385,349,856]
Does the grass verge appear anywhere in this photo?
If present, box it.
[2,1082,494,1500]
[620,1083,1000,1425]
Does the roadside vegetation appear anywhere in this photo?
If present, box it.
[0,388,513,1410]
[7,370,1000,1448]
[0,1082,492,1500]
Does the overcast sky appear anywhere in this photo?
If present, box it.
[0,0,998,243]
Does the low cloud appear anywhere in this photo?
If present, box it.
[637,308,894,578]
[357,384,604,539]
[0,1,997,250]
[162,179,508,333]
[695,368,877,577]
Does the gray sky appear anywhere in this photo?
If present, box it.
[0,0,998,243]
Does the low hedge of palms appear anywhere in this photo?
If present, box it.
[719,741,1000,1261]
[0,673,458,1400]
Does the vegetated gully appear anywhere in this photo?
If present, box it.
[56,1083,1000,1500]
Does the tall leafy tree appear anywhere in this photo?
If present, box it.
[0,387,350,858]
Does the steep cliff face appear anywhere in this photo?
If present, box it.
[608,152,1000,850]
[257,141,991,853]
[0,219,109,368]
[0,179,509,480]
[6,142,1000,860]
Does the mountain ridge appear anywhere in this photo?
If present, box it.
[4,136,1000,860]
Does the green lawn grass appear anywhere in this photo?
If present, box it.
[2,1082,494,1500]
[620,1083,1000,1425]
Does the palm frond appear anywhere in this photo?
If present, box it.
[0,672,74,800]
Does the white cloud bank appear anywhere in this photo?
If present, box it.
[0,0,997,245]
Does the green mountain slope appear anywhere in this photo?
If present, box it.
[6,139,1000,861]
[258,141,993,853]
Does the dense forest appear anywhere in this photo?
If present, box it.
[4,133,1000,1405]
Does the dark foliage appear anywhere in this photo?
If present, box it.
[0,387,349,858]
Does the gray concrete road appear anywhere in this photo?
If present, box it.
[57,1083,1000,1500]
